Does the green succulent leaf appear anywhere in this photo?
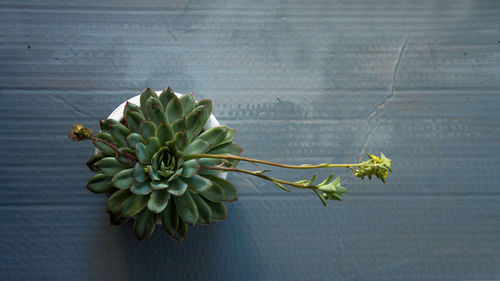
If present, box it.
[140,88,158,117]
[121,194,148,218]
[147,137,160,158]
[174,132,188,152]
[185,105,210,141]
[110,124,131,147]
[169,168,184,182]
[200,181,225,202]
[208,142,242,155]
[166,96,184,125]
[196,126,228,146]
[171,118,186,134]
[133,163,148,182]
[125,111,144,134]
[146,97,167,126]
[168,178,188,196]
[140,121,156,140]
[87,173,113,194]
[99,119,121,132]
[111,168,134,189]
[195,99,213,116]
[116,147,135,166]
[161,198,179,236]
[183,139,211,156]
[172,222,188,241]
[135,143,149,165]
[124,101,143,117]
[219,126,236,145]
[134,208,156,241]
[204,175,237,202]
[93,132,118,155]
[159,87,176,111]
[148,166,161,181]
[156,123,174,146]
[147,189,171,214]
[107,189,132,214]
[86,154,105,172]
[183,174,213,193]
[126,133,145,148]
[173,191,199,225]
[190,192,212,224]
[181,160,200,178]
[162,202,188,242]
[95,157,126,176]
[150,178,169,190]
[130,181,153,195]
[204,199,227,221]
[179,93,195,116]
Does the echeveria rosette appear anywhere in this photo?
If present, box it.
[85,88,241,241]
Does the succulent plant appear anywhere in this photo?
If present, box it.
[71,87,392,242]
[84,88,241,241]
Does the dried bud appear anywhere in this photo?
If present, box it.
[69,124,93,141]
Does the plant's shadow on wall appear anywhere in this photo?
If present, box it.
[110,203,262,281]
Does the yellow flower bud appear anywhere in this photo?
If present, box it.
[69,124,93,141]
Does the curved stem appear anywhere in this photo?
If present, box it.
[200,165,314,190]
[187,153,363,169]
[92,137,138,162]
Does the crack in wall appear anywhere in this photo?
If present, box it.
[50,95,96,119]
[359,35,410,161]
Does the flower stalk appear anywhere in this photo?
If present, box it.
[192,152,391,206]
[70,124,139,162]
[186,153,364,169]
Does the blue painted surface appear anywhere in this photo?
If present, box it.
[1,0,500,280]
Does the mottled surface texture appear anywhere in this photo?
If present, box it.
[1,0,500,280]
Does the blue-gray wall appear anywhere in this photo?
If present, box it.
[1,0,499,280]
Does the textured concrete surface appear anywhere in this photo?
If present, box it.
[1,0,500,280]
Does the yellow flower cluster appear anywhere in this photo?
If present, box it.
[353,153,392,183]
